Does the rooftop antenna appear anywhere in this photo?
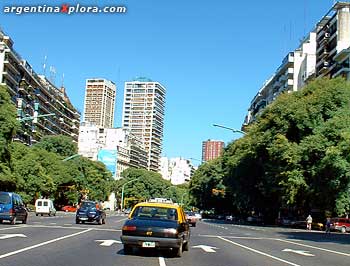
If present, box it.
[49,65,56,84]
[42,55,47,76]
[61,73,65,88]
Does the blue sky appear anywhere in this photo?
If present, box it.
[0,0,337,165]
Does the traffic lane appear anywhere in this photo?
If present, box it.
[0,225,89,257]
[213,235,350,266]
[163,233,294,266]
[26,212,128,227]
[0,227,162,266]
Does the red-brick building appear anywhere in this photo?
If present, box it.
[202,139,225,162]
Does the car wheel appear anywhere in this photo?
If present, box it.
[22,215,27,224]
[123,244,132,255]
[35,213,38,216]
[174,241,183,257]
[341,227,346,233]
[41,214,43,216]
[0,220,3,224]
[192,223,196,227]
[10,216,16,225]
[183,240,189,251]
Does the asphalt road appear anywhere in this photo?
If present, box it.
[0,212,349,266]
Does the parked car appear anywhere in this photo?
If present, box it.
[185,211,197,227]
[0,191,28,224]
[290,220,324,230]
[120,200,190,257]
[76,200,106,225]
[194,212,202,221]
[330,217,350,233]
[61,205,77,212]
[35,199,56,216]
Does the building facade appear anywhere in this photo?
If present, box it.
[244,31,317,125]
[122,77,166,172]
[202,139,225,162]
[83,78,116,128]
[78,122,147,179]
[244,2,350,127]
[0,29,80,145]
[160,157,194,185]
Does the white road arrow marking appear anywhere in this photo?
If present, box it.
[0,234,27,240]
[192,245,218,253]
[282,248,315,257]
[95,240,121,246]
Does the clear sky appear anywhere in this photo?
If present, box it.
[0,0,338,165]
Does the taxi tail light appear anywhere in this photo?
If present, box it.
[9,209,14,214]
[123,225,137,231]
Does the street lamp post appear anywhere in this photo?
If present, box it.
[213,124,246,135]
[121,178,138,211]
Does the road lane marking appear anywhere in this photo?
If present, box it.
[159,257,166,266]
[192,245,217,252]
[199,234,263,240]
[218,236,301,266]
[27,224,121,232]
[95,240,121,246]
[0,228,92,259]
[0,226,26,231]
[0,234,26,239]
[282,248,315,257]
[276,238,350,257]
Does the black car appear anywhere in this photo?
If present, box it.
[76,201,106,225]
[120,202,190,257]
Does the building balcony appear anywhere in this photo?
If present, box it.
[2,71,18,85]
[3,60,20,75]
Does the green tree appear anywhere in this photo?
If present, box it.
[34,135,77,157]
[0,86,19,190]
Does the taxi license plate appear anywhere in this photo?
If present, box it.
[142,242,155,248]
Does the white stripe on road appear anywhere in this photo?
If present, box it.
[0,226,26,231]
[0,228,92,259]
[218,236,301,266]
[159,257,166,266]
[27,224,121,232]
[276,238,350,257]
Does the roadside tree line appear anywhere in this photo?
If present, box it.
[189,78,350,222]
[0,85,187,207]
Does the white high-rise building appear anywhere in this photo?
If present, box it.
[122,77,166,172]
[83,78,116,128]
[160,157,194,185]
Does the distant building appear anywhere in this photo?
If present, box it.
[122,77,166,172]
[160,157,194,185]
[83,78,116,128]
[78,122,147,179]
[202,139,225,162]
[0,29,80,145]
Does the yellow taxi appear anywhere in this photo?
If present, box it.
[120,198,190,257]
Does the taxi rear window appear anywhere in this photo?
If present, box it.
[131,206,178,221]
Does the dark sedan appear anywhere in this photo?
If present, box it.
[120,201,190,257]
[76,201,106,225]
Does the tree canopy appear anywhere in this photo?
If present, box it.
[190,78,350,220]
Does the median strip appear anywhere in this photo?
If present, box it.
[0,228,92,259]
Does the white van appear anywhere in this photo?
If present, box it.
[35,199,56,216]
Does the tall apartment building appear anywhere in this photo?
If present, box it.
[0,29,80,145]
[202,139,225,162]
[244,31,317,125]
[83,78,116,128]
[244,2,350,127]
[122,77,166,172]
[316,2,350,79]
